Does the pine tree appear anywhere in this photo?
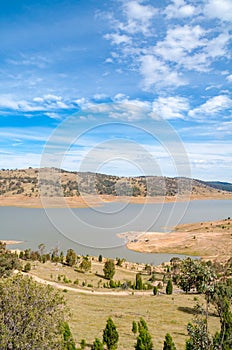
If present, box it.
[135,273,143,290]
[132,320,138,335]
[163,333,176,350]
[103,317,119,350]
[62,322,77,350]
[166,279,173,295]
[135,318,153,350]
[92,338,104,350]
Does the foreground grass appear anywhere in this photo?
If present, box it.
[65,291,219,349]
[28,261,220,349]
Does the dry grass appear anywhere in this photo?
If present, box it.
[28,261,220,349]
[65,291,219,349]
[126,218,232,259]
[29,260,154,291]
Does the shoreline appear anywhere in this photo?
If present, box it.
[1,240,23,245]
[0,192,231,208]
[120,217,232,260]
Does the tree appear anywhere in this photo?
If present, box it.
[153,286,158,295]
[23,262,31,272]
[132,320,138,335]
[163,333,176,350]
[135,318,153,350]
[66,249,77,267]
[209,281,232,349]
[135,273,143,290]
[0,274,67,349]
[80,339,86,349]
[186,319,212,350]
[166,279,173,295]
[80,257,91,272]
[92,338,104,350]
[62,322,77,350]
[98,254,103,262]
[177,258,216,293]
[103,259,115,280]
[103,317,119,350]
[0,241,21,277]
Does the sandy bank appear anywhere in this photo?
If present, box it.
[120,217,232,259]
[1,240,23,245]
[0,192,231,208]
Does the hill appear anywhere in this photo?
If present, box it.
[205,181,232,192]
[0,168,231,206]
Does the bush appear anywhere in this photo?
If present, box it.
[0,274,67,349]
[23,262,31,272]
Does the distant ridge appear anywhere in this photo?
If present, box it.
[204,181,232,193]
[0,167,231,198]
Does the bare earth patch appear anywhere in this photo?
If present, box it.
[121,218,232,259]
[0,191,232,208]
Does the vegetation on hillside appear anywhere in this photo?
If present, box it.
[0,167,228,198]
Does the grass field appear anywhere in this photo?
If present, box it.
[28,260,220,349]
[65,291,219,349]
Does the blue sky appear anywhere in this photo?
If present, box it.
[0,0,231,181]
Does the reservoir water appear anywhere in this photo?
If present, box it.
[0,200,231,265]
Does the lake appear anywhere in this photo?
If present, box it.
[0,199,231,265]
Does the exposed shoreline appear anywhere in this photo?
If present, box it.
[0,192,231,208]
[1,240,23,245]
[120,217,232,260]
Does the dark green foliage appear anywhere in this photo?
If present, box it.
[103,317,119,350]
[62,322,77,349]
[132,320,138,335]
[66,249,77,267]
[135,318,153,350]
[166,279,173,295]
[0,241,21,277]
[135,273,143,290]
[23,262,31,272]
[153,286,158,295]
[98,254,103,262]
[80,338,86,349]
[92,338,104,350]
[163,333,176,350]
[0,274,67,349]
[103,259,115,280]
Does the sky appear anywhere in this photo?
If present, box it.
[0,0,231,181]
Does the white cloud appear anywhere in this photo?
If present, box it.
[44,94,62,101]
[153,24,230,72]
[80,98,151,121]
[205,0,232,21]
[139,55,186,90]
[104,33,131,45]
[205,32,231,58]
[189,95,232,118]
[152,96,190,120]
[165,0,196,19]
[121,0,157,35]
[0,94,72,112]
[226,74,232,82]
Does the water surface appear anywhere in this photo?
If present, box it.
[1,200,231,265]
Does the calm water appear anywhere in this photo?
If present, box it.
[0,200,231,265]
